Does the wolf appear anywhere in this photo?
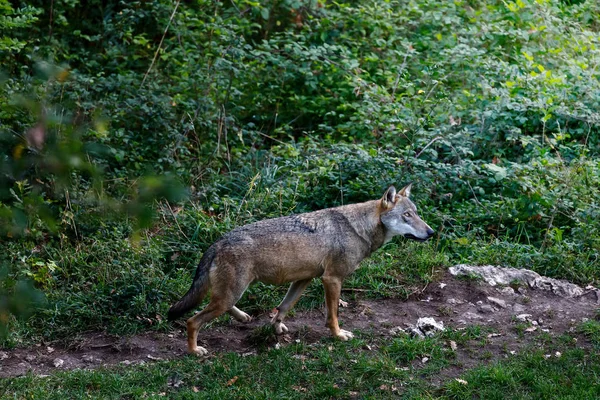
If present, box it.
[168,184,434,355]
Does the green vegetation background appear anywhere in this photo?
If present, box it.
[0,0,598,347]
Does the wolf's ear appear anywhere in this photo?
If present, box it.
[381,186,397,209]
[398,183,412,198]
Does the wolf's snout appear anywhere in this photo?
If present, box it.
[426,227,435,238]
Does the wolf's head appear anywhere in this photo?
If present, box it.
[379,184,435,242]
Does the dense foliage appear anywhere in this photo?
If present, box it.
[0,0,598,343]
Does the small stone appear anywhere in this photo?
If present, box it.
[25,355,36,362]
[274,343,281,350]
[447,298,465,305]
[518,287,527,295]
[555,351,562,358]
[53,358,64,368]
[516,314,532,322]
[421,357,429,364]
[121,360,132,365]
[449,341,457,351]
[487,297,507,308]
[416,317,445,337]
[439,283,447,289]
[478,304,496,313]
[0,351,8,361]
[582,317,589,323]
[525,326,537,333]
[47,346,55,354]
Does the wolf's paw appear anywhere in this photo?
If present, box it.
[336,329,354,341]
[230,307,252,323]
[235,311,252,323]
[239,312,252,323]
[274,322,289,335]
[189,346,208,356]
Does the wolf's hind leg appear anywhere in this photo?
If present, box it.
[272,278,312,334]
[186,300,228,356]
[187,270,251,356]
[229,306,252,322]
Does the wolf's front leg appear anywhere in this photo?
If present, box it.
[322,275,354,341]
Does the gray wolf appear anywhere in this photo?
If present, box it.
[168,184,434,355]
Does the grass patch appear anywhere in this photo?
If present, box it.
[441,348,600,399]
[2,328,599,399]
[0,328,473,399]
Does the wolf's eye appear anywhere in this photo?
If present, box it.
[403,212,411,217]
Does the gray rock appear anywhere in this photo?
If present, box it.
[53,358,64,368]
[479,304,496,313]
[515,314,532,322]
[487,296,507,308]
[449,265,585,298]
[407,317,445,338]
[416,317,445,336]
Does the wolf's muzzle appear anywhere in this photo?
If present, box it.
[404,228,435,242]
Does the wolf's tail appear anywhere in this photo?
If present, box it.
[167,246,215,321]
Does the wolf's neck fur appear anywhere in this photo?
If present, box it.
[338,200,387,256]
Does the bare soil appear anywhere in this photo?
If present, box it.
[1,271,598,378]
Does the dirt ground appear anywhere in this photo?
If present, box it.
[1,271,598,378]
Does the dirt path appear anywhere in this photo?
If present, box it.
[1,271,598,378]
